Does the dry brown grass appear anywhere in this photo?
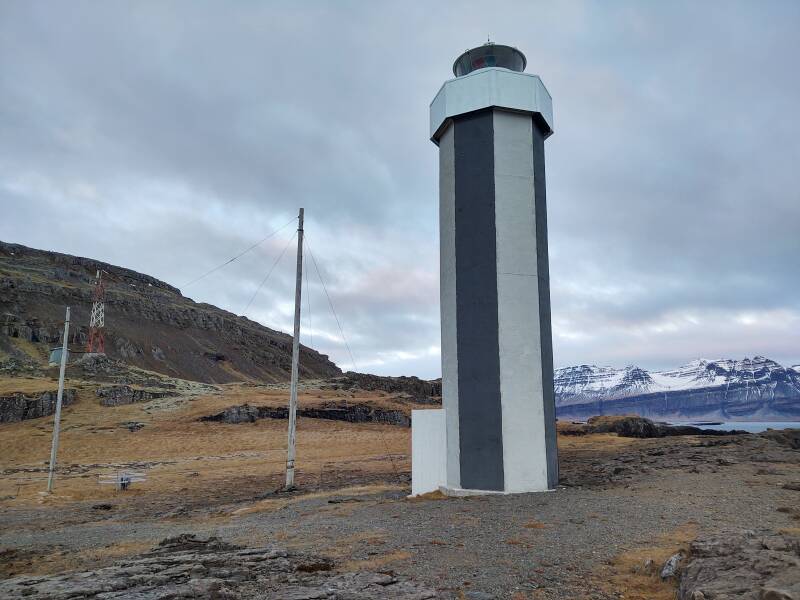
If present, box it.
[55,540,156,571]
[0,539,154,578]
[777,506,800,521]
[556,431,637,451]
[6,337,49,364]
[1,375,629,505]
[593,522,698,600]
[0,378,410,506]
[407,489,449,502]
[522,519,547,529]
[341,550,412,572]
[0,375,71,395]
[311,529,394,563]
[505,538,534,548]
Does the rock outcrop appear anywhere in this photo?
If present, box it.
[327,372,441,403]
[558,423,799,489]
[200,402,411,427]
[0,534,438,599]
[678,530,800,599]
[583,415,748,438]
[761,428,800,449]
[96,385,175,407]
[0,241,341,384]
[0,389,76,423]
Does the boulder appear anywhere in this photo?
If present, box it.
[660,552,683,579]
[678,531,800,599]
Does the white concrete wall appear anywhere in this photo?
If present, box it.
[493,110,550,492]
[411,409,447,496]
[438,124,461,489]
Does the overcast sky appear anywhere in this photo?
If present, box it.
[1,1,799,378]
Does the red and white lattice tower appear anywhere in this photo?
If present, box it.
[86,270,106,354]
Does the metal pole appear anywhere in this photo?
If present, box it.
[285,208,304,490]
[47,306,71,493]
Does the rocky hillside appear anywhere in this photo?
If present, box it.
[0,241,341,384]
[555,356,800,420]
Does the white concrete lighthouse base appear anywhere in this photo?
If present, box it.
[410,409,447,496]
[411,409,555,497]
[438,486,553,497]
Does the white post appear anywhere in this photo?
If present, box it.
[285,208,304,489]
[47,306,71,493]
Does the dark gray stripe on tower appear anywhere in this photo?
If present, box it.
[531,116,559,488]
[452,109,505,491]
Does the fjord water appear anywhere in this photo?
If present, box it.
[684,421,800,433]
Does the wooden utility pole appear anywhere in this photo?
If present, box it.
[47,306,71,493]
[285,208,304,490]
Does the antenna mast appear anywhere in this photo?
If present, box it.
[285,208,304,490]
[87,270,106,354]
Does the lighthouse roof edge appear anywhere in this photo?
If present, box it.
[430,68,553,144]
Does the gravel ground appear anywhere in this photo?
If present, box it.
[1,431,798,598]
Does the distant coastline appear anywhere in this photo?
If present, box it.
[676,421,800,433]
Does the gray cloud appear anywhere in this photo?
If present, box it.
[1,1,799,377]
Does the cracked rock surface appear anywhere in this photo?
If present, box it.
[678,530,800,600]
[0,534,438,599]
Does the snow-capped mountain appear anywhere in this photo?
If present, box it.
[555,357,800,421]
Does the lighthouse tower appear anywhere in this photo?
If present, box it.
[413,43,557,495]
